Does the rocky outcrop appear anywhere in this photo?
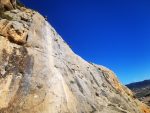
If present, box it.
[0,1,150,113]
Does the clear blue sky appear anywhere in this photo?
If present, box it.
[21,0,150,84]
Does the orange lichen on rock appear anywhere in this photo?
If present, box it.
[140,103,150,113]
[99,66,133,97]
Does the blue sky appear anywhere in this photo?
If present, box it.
[21,0,150,84]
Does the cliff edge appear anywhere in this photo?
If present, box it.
[0,1,150,113]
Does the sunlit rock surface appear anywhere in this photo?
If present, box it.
[0,1,150,113]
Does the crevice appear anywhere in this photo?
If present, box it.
[75,77,84,94]
[90,72,100,87]
[7,36,26,45]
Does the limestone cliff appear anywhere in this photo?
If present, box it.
[0,1,150,113]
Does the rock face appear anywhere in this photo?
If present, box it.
[127,80,150,107]
[0,2,150,113]
[0,0,16,10]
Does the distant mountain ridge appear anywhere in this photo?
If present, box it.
[127,80,150,89]
[126,79,150,106]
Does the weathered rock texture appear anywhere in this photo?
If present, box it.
[0,1,150,113]
[0,0,16,10]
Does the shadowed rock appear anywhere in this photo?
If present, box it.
[0,0,16,11]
